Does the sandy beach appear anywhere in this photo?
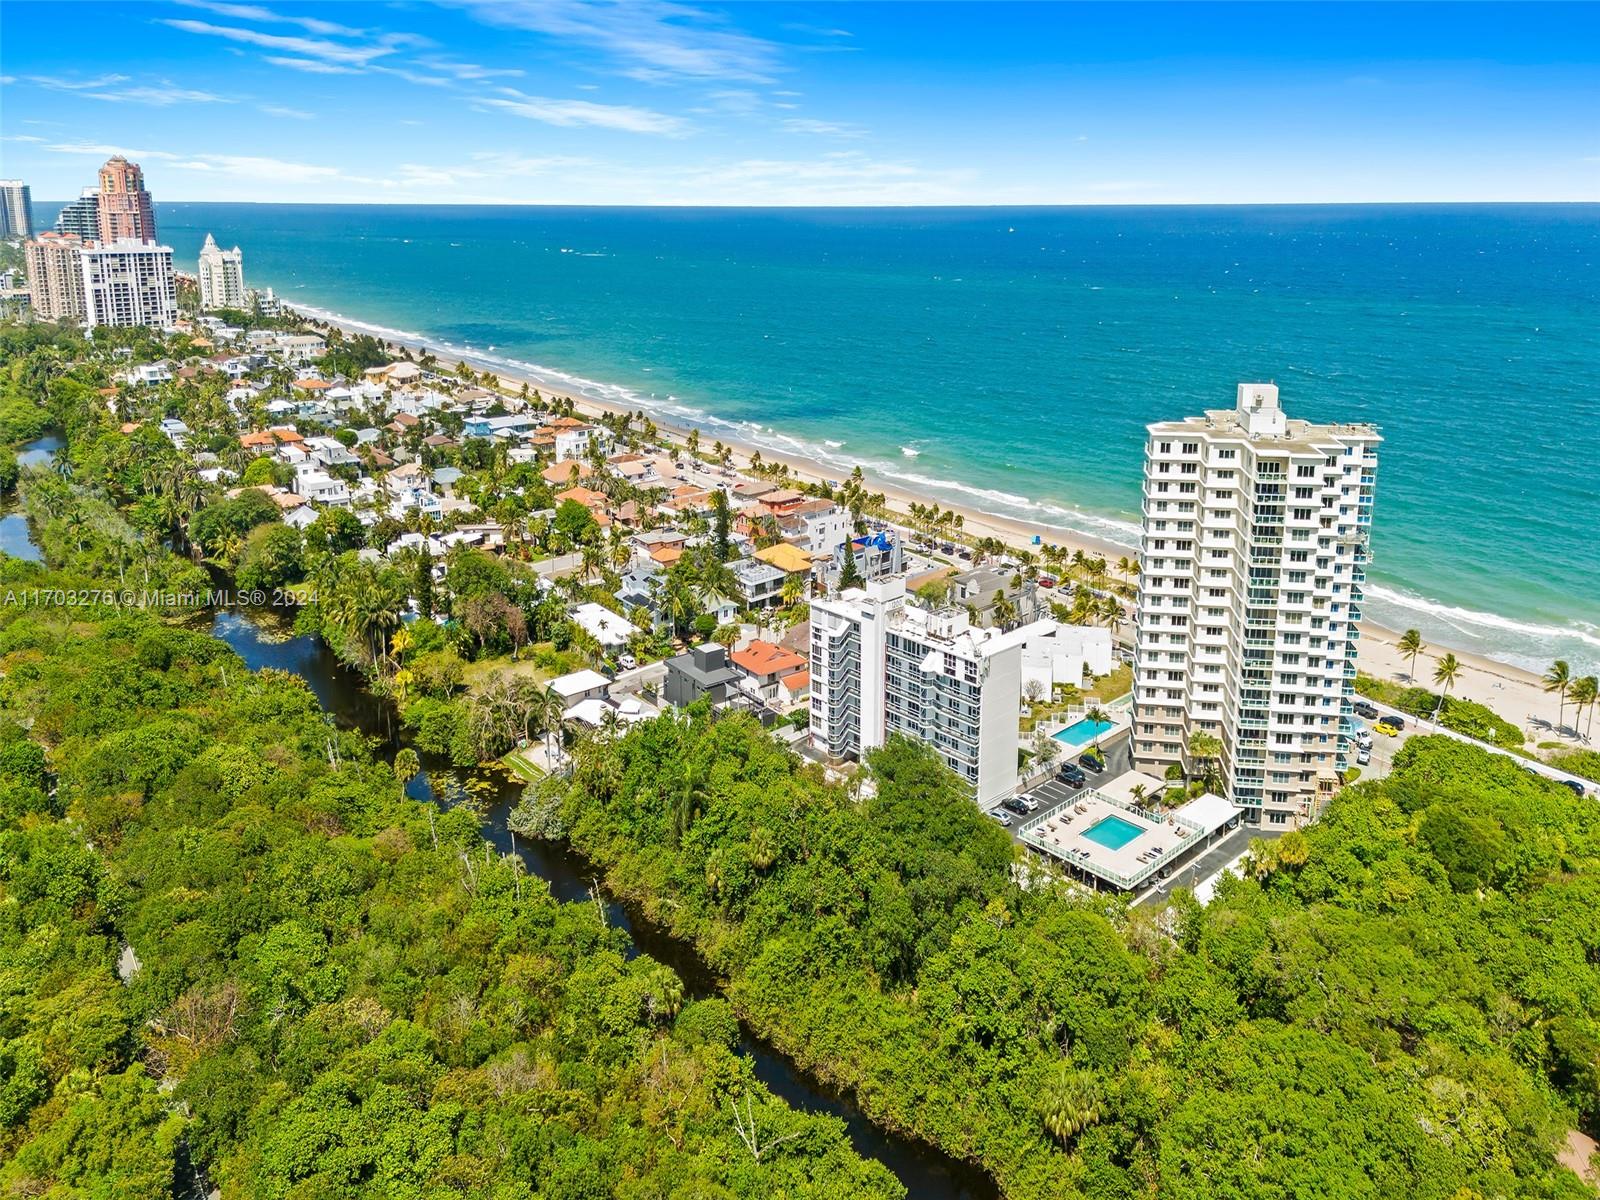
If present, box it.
[306,311,1587,748]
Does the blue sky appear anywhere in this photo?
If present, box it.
[2,1,1597,205]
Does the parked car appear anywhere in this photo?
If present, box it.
[1376,714,1405,732]
[1039,575,1057,588]
[1058,764,1088,786]
[1559,779,1587,797]
[1001,796,1030,816]
[987,808,1013,827]
[1356,747,1371,766]
[1352,701,1380,720]
[1079,752,1106,774]
[619,653,637,670]
[1017,793,1041,812]
[1355,729,1373,750]
[1374,721,1399,737]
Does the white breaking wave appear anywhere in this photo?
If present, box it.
[901,445,921,457]
[1364,583,1600,654]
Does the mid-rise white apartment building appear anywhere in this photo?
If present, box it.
[80,240,177,329]
[197,232,246,309]
[810,577,1034,804]
[1132,383,1380,827]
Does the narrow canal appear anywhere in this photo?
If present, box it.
[4,437,996,1199]
[211,607,998,1199]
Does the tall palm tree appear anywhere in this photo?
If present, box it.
[1568,674,1598,740]
[1544,659,1572,730]
[1432,652,1461,726]
[1397,628,1426,683]
[1085,705,1111,762]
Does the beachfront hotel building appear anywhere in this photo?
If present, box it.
[97,156,158,245]
[24,233,89,321]
[810,577,1030,805]
[197,233,247,309]
[0,180,33,239]
[1132,383,1380,827]
[80,240,177,329]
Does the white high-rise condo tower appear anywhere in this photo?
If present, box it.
[197,232,246,309]
[80,240,177,329]
[1132,383,1380,828]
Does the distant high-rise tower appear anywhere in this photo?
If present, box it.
[24,233,88,321]
[1132,384,1380,828]
[197,233,246,309]
[97,156,157,245]
[0,181,33,239]
[54,189,100,242]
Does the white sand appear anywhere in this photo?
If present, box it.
[312,314,1589,748]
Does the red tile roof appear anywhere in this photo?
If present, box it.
[730,639,806,678]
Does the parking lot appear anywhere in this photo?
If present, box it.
[992,733,1133,837]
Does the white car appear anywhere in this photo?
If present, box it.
[1356,747,1372,766]
[619,653,637,670]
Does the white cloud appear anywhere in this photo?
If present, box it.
[158,18,408,67]
[259,103,314,119]
[416,57,525,81]
[44,142,182,161]
[478,89,690,135]
[780,117,865,138]
[263,56,360,75]
[25,73,131,91]
[173,0,366,38]
[171,154,353,183]
[460,0,783,84]
[676,151,977,204]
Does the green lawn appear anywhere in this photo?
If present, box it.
[501,747,545,783]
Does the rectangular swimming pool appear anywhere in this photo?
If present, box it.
[1053,716,1114,747]
[1081,815,1144,851]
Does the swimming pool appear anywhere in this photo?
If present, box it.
[1053,716,1114,747]
[1081,815,1145,851]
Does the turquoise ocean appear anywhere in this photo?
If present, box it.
[58,202,1600,675]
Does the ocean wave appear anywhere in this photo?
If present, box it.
[901,446,921,457]
[1363,583,1600,655]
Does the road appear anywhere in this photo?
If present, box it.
[1354,700,1593,795]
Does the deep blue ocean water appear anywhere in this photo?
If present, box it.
[46,202,1600,673]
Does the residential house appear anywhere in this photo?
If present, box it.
[730,639,809,711]
[663,643,739,708]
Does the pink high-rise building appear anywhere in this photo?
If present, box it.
[97,156,157,245]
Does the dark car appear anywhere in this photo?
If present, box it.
[1352,701,1380,720]
[1079,752,1106,774]
[1001,796,1030,816]
[1058,764,1087,786]
[1376,713,1405,732]
[1559,779,1587,797]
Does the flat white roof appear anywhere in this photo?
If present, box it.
[1173,792,1240,837]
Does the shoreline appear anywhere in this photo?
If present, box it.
[294,304,1587,738]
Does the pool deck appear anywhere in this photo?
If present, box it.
[1018,772,1237,891]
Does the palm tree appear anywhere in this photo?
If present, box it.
[1128,782,1149,812]
[1186,730,1224,794]
[1037,1064,1102,1145]
[645,965,685,1023]
[1544,659,1572,730]
[1397,628,1425,683]
[1568,674,1598,740]
[1084,705,1111,764]
[1431,652,1461,726]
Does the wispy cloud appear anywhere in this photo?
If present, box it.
[174,0,366,38]
[25,73,131,91]
[263,56,360,75]
[416,57,525,81]
[680,151,976,203]
[780,117,865,138]
[44,142,182,161]
[259,103,314,120]
[478,89,691,135]
[460,0,783,84]
[158,18,414,67]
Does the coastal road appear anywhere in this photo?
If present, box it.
[1354,701,1594,796]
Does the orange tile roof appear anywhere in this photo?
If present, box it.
[649,544,684,566]
[555,485,607,509]
[542,461,594,484]
[730,639,806,678]
[781,669,810,693]
[291,377,330,390]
